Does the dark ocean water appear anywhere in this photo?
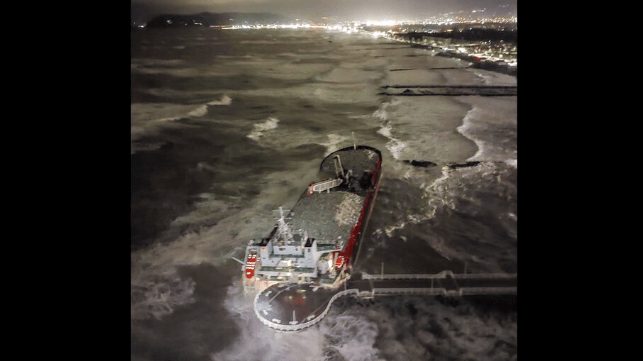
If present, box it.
[131,27,517,361]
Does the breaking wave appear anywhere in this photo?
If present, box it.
[208,94,233,106]
[247,117,280,141]
[372,98,407,160]
[130,95,233,154]
[418,161,517,268]
[372,98,401,121]
[319,133,351,155]
[376,123,407,160]
[130,201,257,321]
[456,98,517,167]
[211,280,326,361]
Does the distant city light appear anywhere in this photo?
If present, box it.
[134,9,517,72]
[365,20,398,26]
[223,23,317,30]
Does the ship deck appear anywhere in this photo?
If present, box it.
[283,146,381,247]
[287,190,363,245]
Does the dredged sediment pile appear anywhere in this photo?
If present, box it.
[288,191,362,245]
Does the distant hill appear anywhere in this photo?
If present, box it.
[145,12,289,28]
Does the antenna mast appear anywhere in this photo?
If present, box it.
[277,207,294,241]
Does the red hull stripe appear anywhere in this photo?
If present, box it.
[339,158,382,266]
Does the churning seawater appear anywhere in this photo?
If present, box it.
[131,27,517,361]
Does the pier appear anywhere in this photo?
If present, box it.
[253,270,517,331]
[379,85,517,96]
[350,271,517,297]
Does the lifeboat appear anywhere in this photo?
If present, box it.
[335,255,345,270]
[245,253,257,279]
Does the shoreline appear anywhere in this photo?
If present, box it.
[405,42,517,77]
[434,49,517,76]
[380,33,516,77]
[376,33,516,165]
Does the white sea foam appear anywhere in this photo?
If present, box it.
[287,293,515,361]
[384,68,445,86]
[188,105,209,118]
[372,99,404,156]
[469,68,517,86]
[131,97,228,126]
[372,107,387,121]
[366,297,515,361]
[320,313,384,361]
[418,165,457,225]
[371,96,483,162]
[130,269,196,321]
[376,123,407,160]
[384,222,406,238]
[247,117,280,141]
[132,163,321,320]
[315,67,381,84]
[234,82,380,105]
[439,67,487,85]
[130,203,264,321]
[457,107,486,162]
[416,161,517,268]
[131,178,289,321]
[130,103,194,154]
[373,95,488,163]
[386,139,407,160]
[213,280,387,361]
[131,58,240,77]
[506,158,517,168]
[131,103,191,125]
[225,57,334,81]
[130,96,232,154]
[372,98,401,121]
[171,193,230,226]
[212,281,326,361]
[207,95,232,106]
[320,133,350,155]
[130,156,330,321]
[456,97,517,166]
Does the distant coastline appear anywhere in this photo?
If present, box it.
[392,30,517,76]
[404,43,517,77]
[133,11,517,76]
[142,12,290,28]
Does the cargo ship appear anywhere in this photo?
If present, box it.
[240,145,383,330]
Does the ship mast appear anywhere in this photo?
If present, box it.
[276,207,294,242]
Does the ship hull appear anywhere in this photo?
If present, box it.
[243,145,383,330]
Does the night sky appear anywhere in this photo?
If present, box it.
[131,0,517,23]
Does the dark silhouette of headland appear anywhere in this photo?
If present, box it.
[144,12,288,28]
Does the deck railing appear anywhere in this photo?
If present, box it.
[361,271,516,280]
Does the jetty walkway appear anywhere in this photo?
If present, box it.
[380,85,517,96]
